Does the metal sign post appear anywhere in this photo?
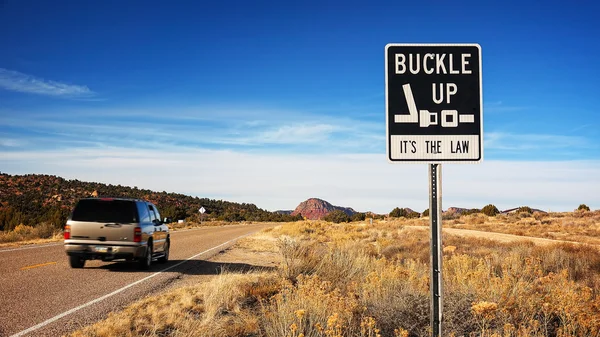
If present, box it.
[429,164,443,336]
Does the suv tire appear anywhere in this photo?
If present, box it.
[138,244,152,270]
[158,240,169,263]
[69,255,86,268]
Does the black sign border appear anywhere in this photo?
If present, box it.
[385,43,483,163]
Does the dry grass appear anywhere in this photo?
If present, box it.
[168,220,256,231]
[445,210,600,245]
[70,271,280,337]
[70,213,600,337]
[236,232,280,253]
[0,223,62,245]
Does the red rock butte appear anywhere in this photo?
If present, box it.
[291,198,355,220]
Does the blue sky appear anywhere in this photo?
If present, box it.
[1,1,599,212]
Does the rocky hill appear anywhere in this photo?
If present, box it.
[444,207,470,216]
[0,173,301,231]
[291,198,356,220]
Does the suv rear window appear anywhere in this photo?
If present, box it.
[71,199,139,223]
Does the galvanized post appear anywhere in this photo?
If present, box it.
[429,163,443,336]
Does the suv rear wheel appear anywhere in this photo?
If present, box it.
[69,255,86,268]
[158,240,169,263]
[138,243,152,270]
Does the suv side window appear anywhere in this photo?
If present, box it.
[137,202,151,223]
[153,206,162,224]
[148,205,157,222]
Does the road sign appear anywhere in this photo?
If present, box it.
[385,44,483,163]
[199,207,205,214]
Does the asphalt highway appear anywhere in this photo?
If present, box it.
[0,223,272,337]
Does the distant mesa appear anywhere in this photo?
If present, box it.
[402,207,416,214]
[500,207,547,214]
[443,207,470,216]
[291,198,356,220]
[274,210,293,215]
[442,206,548,216]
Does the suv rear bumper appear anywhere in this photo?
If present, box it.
[65,244,146,261]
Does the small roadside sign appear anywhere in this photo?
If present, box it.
[385,43,483,163]
[199,207,206,214]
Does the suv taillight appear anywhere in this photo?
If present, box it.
[64,225,71,240]
[134,227,142,242]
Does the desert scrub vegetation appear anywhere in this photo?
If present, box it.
[71,217,600,337]
[265,221,600,337]
[0,222,62,244]
[70,271,281,337]
[445,210,600,245]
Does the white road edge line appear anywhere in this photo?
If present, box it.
[0,243,63,253]
[9,232,255,337]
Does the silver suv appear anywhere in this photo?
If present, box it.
[64,198,170,269]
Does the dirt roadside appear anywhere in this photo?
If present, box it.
[405,225,594,247]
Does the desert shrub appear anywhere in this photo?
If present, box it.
[576,204,590,211]
[32,222,59,239]
[261,274,362,337]
[0,230,22,243]
[535,244,600,285]
[323,210,350,223]
[388,208,419,219]
[407,211,420,219]
[362,284,431,336]
[442,212,460,220]
[464,213,487,225]
[481,204,499,216]
[389,207,406,218]
[462,208,481,216]
[277,237,323,281]
[0,223,59,243]
[13,224,34,236]
[516,206,533,214]
[422,209,429,217]
[380,245,403,259]
[313,244,373,287]
[351,212,366,222]
[533,211,549,221]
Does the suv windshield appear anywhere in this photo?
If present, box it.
[71,199,139,223]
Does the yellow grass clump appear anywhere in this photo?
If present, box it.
[71,271,280,337]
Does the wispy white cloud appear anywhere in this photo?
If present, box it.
[485,132,589,151]
[0,68,95,98]
[0,105,382,152]
[484,101,527,113]
[221,123,342,146]
[568,124,592,133]
[0,138,22,147]
[262,124,338,142]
